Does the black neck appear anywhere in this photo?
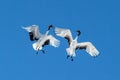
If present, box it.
[48,24,53,30]
[76,30,81,36]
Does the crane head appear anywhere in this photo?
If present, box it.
[76,30,81,36]
[48,24,53,30]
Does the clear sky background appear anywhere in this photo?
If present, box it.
[0,0,120,80]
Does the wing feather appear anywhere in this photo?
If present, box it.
[76,42,99,57]
[48,35,60,47]
[22,25,42,41]
[32,35,60,51]
[55,27,73,45]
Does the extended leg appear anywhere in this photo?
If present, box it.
[67,55,70,59]
[71,56,74,61]
[36,51,39,55]
[35,48,39,55]
[41,50,45,54]
[35,49,45,55]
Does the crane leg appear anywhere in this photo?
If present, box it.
[41,50,45,54]
[36,51,39,55]
[67,55,70,59]
[71,56,74,61]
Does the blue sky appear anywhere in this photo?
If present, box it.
[0,0,120,80]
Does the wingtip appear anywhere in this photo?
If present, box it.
[92,51,100,57]
[21,26,25,29]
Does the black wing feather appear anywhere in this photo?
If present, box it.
[29,32,34,41]
[65,36,71,45]
[76,46,86,50]
[42,39,50,47]
[29,32,39,41]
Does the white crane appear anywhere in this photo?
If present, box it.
[23,25,60,54]
[55,27,99,61]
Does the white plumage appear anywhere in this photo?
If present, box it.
[32,35,60,51]
[22,25,42,41]
[23,25,60,54]
[76,42,99,57]
[55,27,73,45]
[55,27,99,61]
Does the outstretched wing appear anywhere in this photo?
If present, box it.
[32,35,60,51]
[55,27,73,45]
[22,25,41,41]
[48,35,60,47]
[76,42,99,57]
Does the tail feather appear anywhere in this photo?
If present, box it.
[32,42,42,51]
